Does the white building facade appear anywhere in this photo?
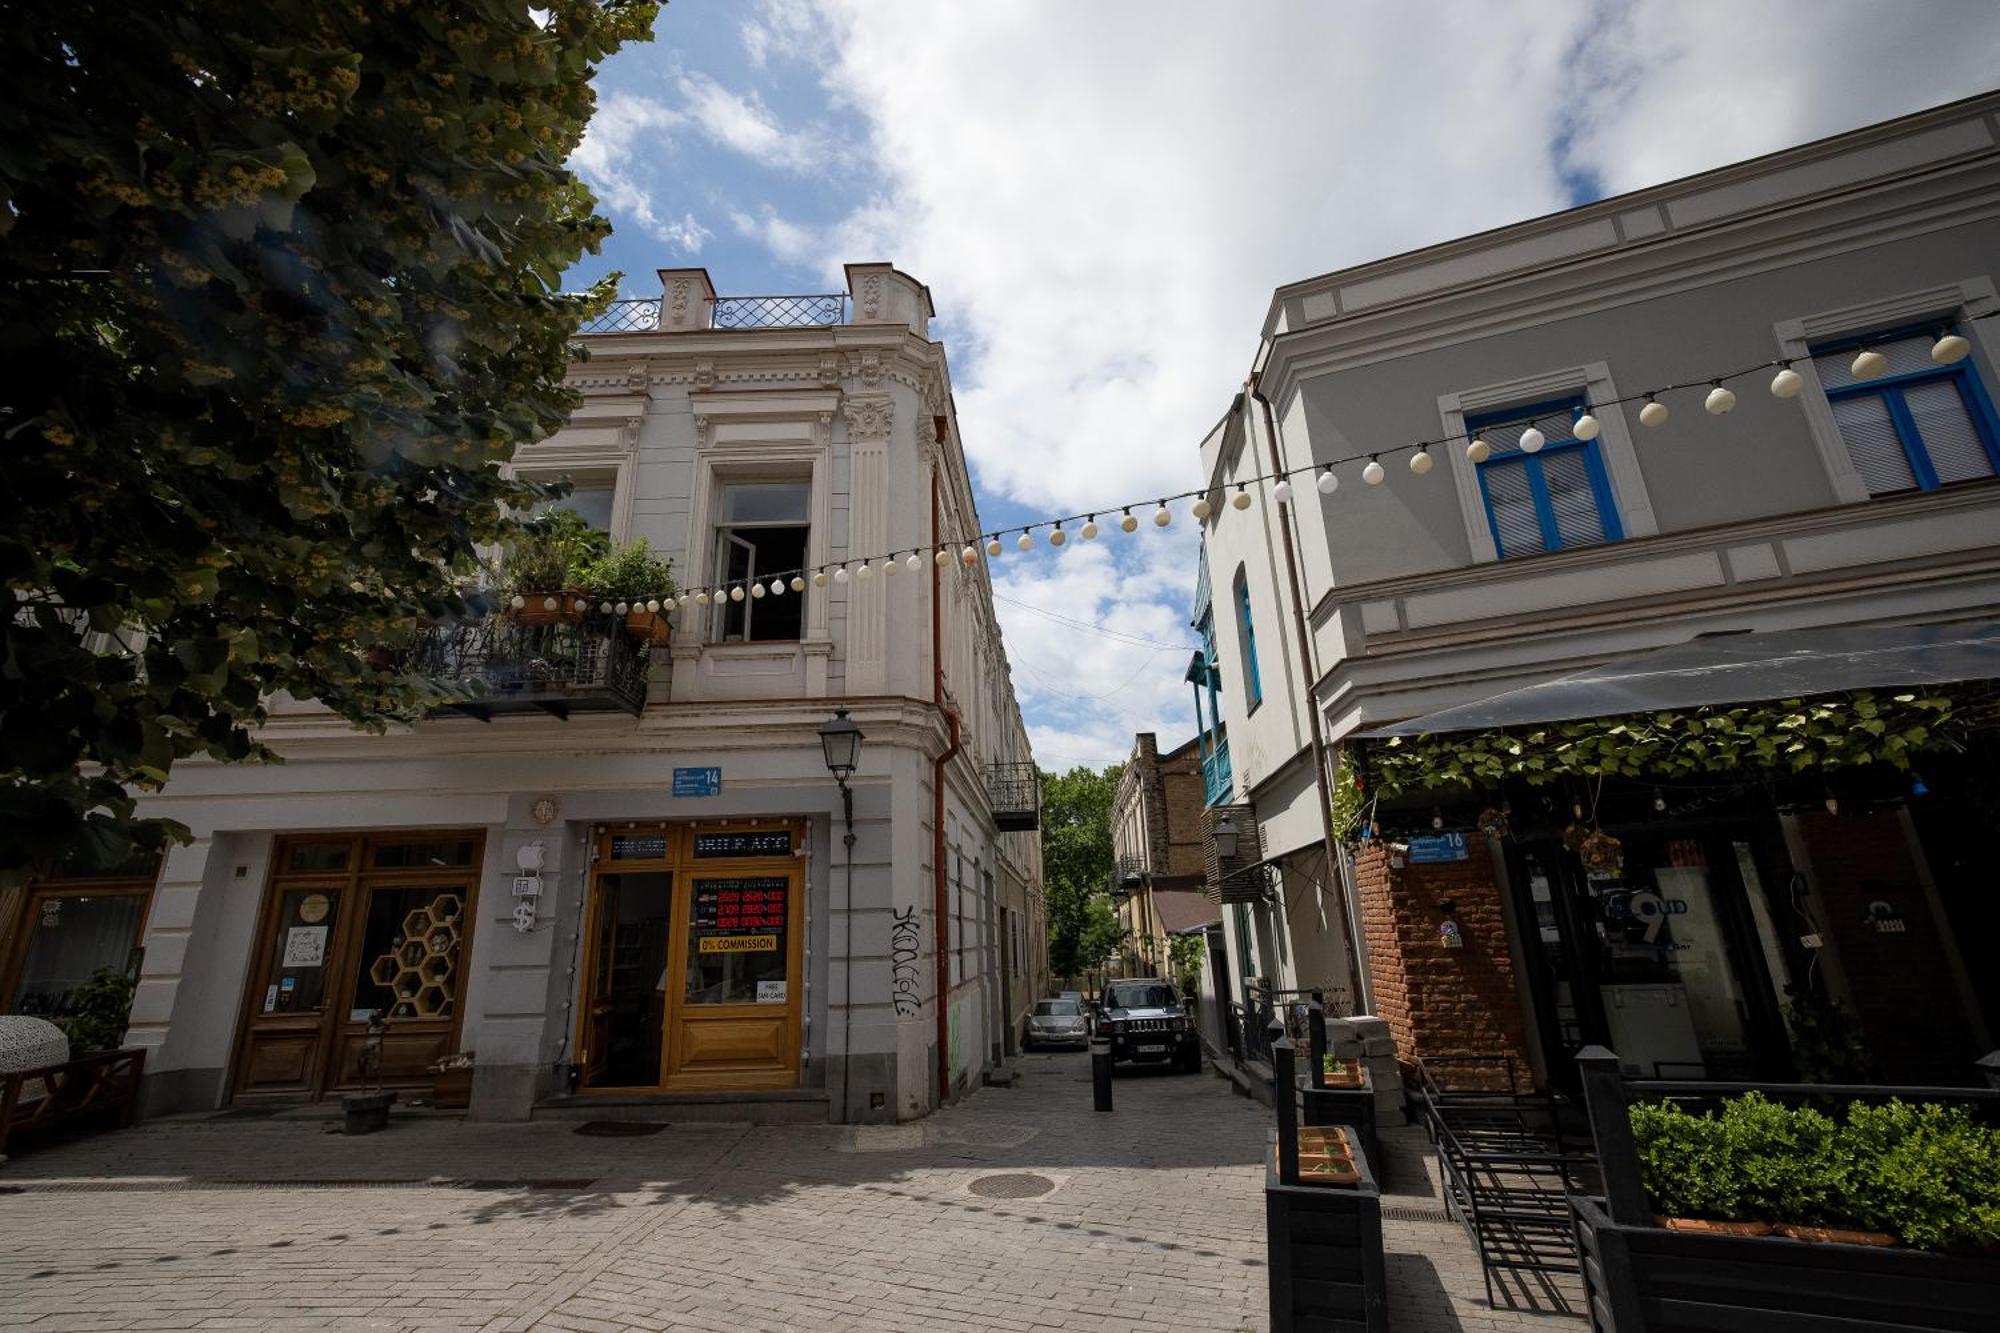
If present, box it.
[83,263,1045,1124]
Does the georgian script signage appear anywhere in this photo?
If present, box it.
[693,831,792,859]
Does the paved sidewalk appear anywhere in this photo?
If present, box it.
[0,1055,1578,1331]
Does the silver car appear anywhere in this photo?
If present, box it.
[1025,998,1089,1050]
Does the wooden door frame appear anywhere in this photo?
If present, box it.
[572,818,807,1094]
[1,873,158,1014]
[227,830,485,1102]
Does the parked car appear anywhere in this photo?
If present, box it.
[1024,998,1089,1050]
[1098,977,1202,1073]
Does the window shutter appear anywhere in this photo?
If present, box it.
[1481,459,1545,557]
[1830,393,1917,494]
[1902,379,1995,485]
[1539,450,1609,549]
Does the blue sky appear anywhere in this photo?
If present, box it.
[563,1,2000,771]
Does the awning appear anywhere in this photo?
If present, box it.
[1357,621,2000,739]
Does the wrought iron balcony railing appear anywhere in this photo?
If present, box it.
[411,614,649,719]
[988,761,1041,832]
[1109,856,1148,897]
[573,292,850,335]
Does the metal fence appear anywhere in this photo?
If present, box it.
[573,292,850,335]
[576,299,662,335]
[411,615,650,717]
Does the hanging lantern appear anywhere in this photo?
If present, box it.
[1408,448,1434,475]
[1081,517,1100,539]
[730,586,746,602]
[1152,504,1172,526]
[750,582,766,599]
[1119,509,1139,533]
[813,571,829,588]
[986,537,1003,556]
[599,601,615,615]
[1466,437,1492,463]
[1572,413,1601,441]
[881,557,898,577]
[1231,488,1252,510]
[1272,479,1293,504]
[1931,330,1970,364]
[695,591,711,606]
[1704,384,1737,415]
[904,552,922,571]
[1519,425,1546,454]
[1770,365,1804,399]
[1850,347,1887,380]
[1361,458,1386,485]
[1190,498,1211,520]
[788,577,804,593]
[1317,468,1339,494]
[772,578,789,595]
[1017,531,1034,551]
[1638,396,1670,427]
[1048,524,1067,547]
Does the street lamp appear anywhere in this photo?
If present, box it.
[821,708,865,1120]
[1213,813,1239,861]
[819,708,863,782]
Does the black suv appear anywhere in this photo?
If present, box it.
[1098,977,1202,1073]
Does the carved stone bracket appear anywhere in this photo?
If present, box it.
[694,359,717,391]
[843,394,893,442]
[858,349,884,388]
[819,353,841,388]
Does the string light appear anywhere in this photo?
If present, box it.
[1638,394,1669,427]
[1120,507,1139,533]
[1932,328,1970,364]
[696,590,711,606]
[1152,503,1172,526]
[1272,478,1293,504]
[881,556,898,576]
[1519,425,1546,454]
[856,562,871,580]
[598,600,614,614]
[1704,382,1737,415]
[1362,456,1385,485]
[750,582,766,599]
[1048,523,1067,546]
[1850,346,1887,380]
[1408,447,1433,475]
[986,536,1003,556]
[1191,496,1212,519]
[772,578,788,596]
[1572,412,1601,441]
[1466,437,1491,463]
[730,586,745,602]
[1231,485,1252,510]
[813,571,828,587]
[833,565,850,584]
[1317,466,1338,494]
[1081,516,1100,539]
[1770,363,1803,398]
[905,552,922,571]
[647,599,662,613]
[934,546,952,566]
[960,545,979,566]
[788,577,804,593]
[1017,530,1034,551]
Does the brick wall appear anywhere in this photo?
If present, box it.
[1158,742,1207,882]
[1352,840,1530,1088]
[1797,810,1983,1085]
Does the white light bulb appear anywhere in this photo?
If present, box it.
[789,577,804,593]
[1317,470,1338,495]
[1572,413,1601,441]
[1850,348,1887,380]
[1409,450,1434,475]
[1119,512,1139,533]
[856,563,871,580]
[813,571,828,587]
[960,546,979,566]
[1704,385,1737,415]
[573,598,587,613]
[730,586,745,602]
[543,596,559,611]
[750,583,766,599]
[1152,505,1172,527]
[905,553,922,571]
[696,591,711,606]
[647,599,661,613]
[614,601,629,615]
[1017,532,1034,551]
[882,558,898,576]
[987,537,1003,556]
[1081,519,1099,539]
[834,565,850,584]
[934,548,951,566]
[1466,438,1491,463]
[677,595,692,611]
[1519,426,1546,454]
[772,578,788,595]
[510,594,526,610]
[1190,498,1211,520]
[1274,480,1295,504]
[599,601,614,615]
[1231,490,1252,510]
[1770,367,1803,399]
[1048,526,1066,547]
[1361,459,1386,485]
[1932,333,1970,364]
[1638,399,1670,427]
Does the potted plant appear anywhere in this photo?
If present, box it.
[1321,1054,1365,1088]
[576,538,676,642]
[500,510,608,625]
[341,1011,395,1135]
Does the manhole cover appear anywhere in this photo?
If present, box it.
[967,1172,1055,1199]
[573,1121,667,1137]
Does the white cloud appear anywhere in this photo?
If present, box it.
[772,0,2000,768]
[730,205,821,266]
[570,94,712,251]
[678,72,835,173]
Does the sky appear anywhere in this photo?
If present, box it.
[562,0,2000,773]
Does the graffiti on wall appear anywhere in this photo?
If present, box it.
[890,904,923,1017]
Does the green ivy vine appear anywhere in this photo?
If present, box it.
[1360,688,1970,800]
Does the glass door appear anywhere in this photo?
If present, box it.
[577,869,672,1089]
[235,878,349,1096]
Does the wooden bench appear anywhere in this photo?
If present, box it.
[0,1048,146,1161]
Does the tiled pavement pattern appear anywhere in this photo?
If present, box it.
[0,1055,1580,1331]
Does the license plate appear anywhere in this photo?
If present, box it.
[1137,1043,1167,1054]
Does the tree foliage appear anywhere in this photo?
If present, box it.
[1039,762,1124,980]
[0,0,657,882]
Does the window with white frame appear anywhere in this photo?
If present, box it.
[1812,327,2000,495]
[1467,396,1624,559]
[529,473,617,532]
[713,481,809,642]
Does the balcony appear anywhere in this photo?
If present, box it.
[411,615,650,720]
[1109,856,1148,898]
[1201,739,1233,807]
[988,761,1040,832]
[577,292,850,336]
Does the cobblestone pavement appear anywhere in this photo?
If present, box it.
[0,1054,1580,1331]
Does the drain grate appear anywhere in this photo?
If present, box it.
[967,1172,1055,1199]
[1380,1203,1453,1223]
[573,1121,668,1138]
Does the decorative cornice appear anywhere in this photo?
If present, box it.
[843,392,893,442]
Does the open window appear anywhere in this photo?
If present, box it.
[714,481,809,642]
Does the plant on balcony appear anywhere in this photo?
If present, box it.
[0,1,659,883]
[1630,1091,2000,1251]
[500,511,609,625]
[575,539,676,642]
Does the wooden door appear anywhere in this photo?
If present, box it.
[231,832,481,1101]
[574,852,672,1090]
[663,822,803,1091]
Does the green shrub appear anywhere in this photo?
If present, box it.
[500,510,610,593]
[1630,1092,2000,1250]
[576,539,675,601]
[55,967,137,1054]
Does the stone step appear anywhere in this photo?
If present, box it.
[533,1088,830,1125]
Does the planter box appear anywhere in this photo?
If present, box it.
[1572,1195,2000,1333]
[1297,1065,1377,1173]
[1266,1129,1388,1333]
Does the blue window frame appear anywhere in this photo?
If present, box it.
[1232,566,1262,710]
[1468,395,1624,560]
[1812,324,2000,495]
